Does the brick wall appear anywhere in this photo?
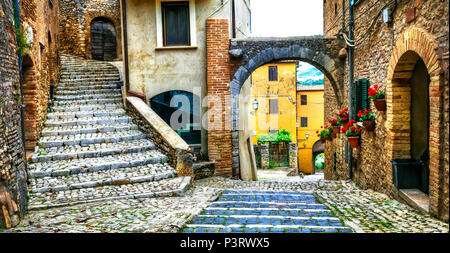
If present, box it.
[206,19,233,175]
[0,0,28,228]
[20,0,60,150]
[58,0,122,60]
[323,0,448,221]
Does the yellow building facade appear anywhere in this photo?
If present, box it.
[296,85,324,174]
[250,62,298,145]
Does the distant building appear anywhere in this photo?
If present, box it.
[296,84,324,174]
[250,62,298,146]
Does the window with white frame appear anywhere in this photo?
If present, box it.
[156,0,197,48]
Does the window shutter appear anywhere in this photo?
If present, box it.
[361,78,370,111]
[351,81,357,120]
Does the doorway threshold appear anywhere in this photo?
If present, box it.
[399,189,429,213]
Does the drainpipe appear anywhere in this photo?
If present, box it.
[347,0,354,180]
[13,0,27,171]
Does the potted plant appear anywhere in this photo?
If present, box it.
[358,109,376,131]
[317,126,332,141]
[341,120,362,148]
[368,85,386,111]
[329,119,341,138]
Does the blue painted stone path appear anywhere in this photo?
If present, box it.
[182,190,353,233]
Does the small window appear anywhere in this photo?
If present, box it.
[269,99,278,114]
[301,95,307,105]
[301,117,308,127]
[48,31,52,44]
[162,2,190,46]
[269,129,279,134]
[268,66,278,81]
[49,0,53,8]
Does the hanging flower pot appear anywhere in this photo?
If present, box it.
[342,124,362,149]
[363,120,375,131]
[368,85,386,111]
[331,132,337,139]
[347,136,360,148]
[373,99,386,111]
[332,126,341,135]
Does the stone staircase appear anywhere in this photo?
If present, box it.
[182,190,354,233]
[27,55,191,210]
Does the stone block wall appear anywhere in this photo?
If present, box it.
[323,0,449,221]
[20,0,60,150]
[0,0,28,228]
[206,18,233,176]
[58,0,122,60]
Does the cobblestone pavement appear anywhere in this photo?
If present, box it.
[1,173,448,233]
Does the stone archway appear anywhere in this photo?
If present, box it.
[227,37,345,178]
[386,27,446,218]
[90,17,117,61]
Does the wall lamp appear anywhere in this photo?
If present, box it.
[253,99,259,110]
[305,132,310,139]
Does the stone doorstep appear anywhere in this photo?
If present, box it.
[31,171,177,193]
[27,176,192,211]
[398,189,430,213]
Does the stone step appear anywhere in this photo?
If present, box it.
[46,108,126,120]
[58,80,122,87]
[41,122,137,136]
[61,67,117,72]
[201,208,334,217]
[54,97,123,106]
[32,139,156,163]
[57,88,121,96]
[55,93,121,101]
[28,176,192,211]
[55,84,121,92]
[209,201,327,210]
[29,163,177,193]
[38,129,147,148]
[182,225,352,233]
[59,77,121,83]
[61,73,119,78]
[52,103,122,112]
[28,149,168,178]
[44,115,132,127]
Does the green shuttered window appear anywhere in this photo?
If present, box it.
[351,78,370,120]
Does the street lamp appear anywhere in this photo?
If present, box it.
[252,99,259,110]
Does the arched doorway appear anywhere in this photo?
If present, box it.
[90,17,117,61]
[387,28,445,217]
[311,140,325,174]
[150,90,201,146]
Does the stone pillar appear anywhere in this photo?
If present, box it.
[289,143,298,171]
[260,144,269,169]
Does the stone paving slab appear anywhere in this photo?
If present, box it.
[1,175,449,233]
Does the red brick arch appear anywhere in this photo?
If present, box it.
[386,27,445,218]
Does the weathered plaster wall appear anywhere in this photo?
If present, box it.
[0,0,28,228]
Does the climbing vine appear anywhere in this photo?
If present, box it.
[12,1,32,57]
